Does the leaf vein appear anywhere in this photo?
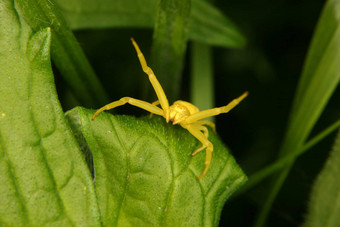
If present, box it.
[107,115,130,227]
[0,131,30,224]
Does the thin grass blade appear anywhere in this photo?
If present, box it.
[190,42,215,120]
[149,0,191,102]
[235,118,340,197]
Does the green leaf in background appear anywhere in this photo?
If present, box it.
[189,0,245,48]
[150,0,191,102]
[15,0,109,107]
[256,0,340,225]
[54,0,246,48]
[66,107,247,226]
[0,1,101,225]
[303,129,340,227]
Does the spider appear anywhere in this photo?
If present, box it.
[92,38,248,180]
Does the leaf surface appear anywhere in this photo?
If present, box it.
[303,129,340,227]
[15,0,109,106]
[66,107,247,227]
[0,1,101,225]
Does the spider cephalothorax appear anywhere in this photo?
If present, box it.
[92,38,248,180]
[169,101,199,124]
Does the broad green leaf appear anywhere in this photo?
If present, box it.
[256,0,340,225]
[54,0,246,48]
[303,129,340,227]
[66,107,247,227]
[150,0,191,101]
[0,1,101,225]
[15,0,109,106]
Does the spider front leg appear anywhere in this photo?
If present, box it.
[185,91,248,123]
[92,97,163,120]
[130,38,170,122]
[182,123,213,180]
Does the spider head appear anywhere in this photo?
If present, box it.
[169,101,199,125]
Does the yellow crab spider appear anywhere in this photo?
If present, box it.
[92,38,248,180]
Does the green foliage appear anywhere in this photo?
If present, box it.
[54,0,245,101]
[254,0,340,225]
[0,0,247,225]
[150,0,191,101]
[303,129,340,227]
[2,0,340,226]
[0,2,100,225]
[190,43,214,118]
[16,0,109,106]
[54,0,246,48]
[66,107,246,226]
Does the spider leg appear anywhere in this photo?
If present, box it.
[151,100,160,106]
[191,124,209,156]
[149,100,160,119]
[92,97,163,120]
[181,123,213,180]
[185,92,248,123]
[130,38,170,122]
[197,120,216,134]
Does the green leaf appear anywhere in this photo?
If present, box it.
[256,0,340,225]
[54,0,246,48]
[0,1,101,225]
[15,0,109,106]
[189,0,245,48]
[150,0,191,102]
[66,107,247,226]
[303,129,340,227]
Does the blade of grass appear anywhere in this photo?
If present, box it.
[235,118,340,197]
[190,0,215,121]
[149,0,191,102]
[190,42,214,119]
[16,0,109,107]
[255,0,340,226]
[54,0,245,48]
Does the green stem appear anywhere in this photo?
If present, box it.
[150,0,191,102]
[190,42,214,119]
[235,118,340,196]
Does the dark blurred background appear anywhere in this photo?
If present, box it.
[55,0,340,225]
